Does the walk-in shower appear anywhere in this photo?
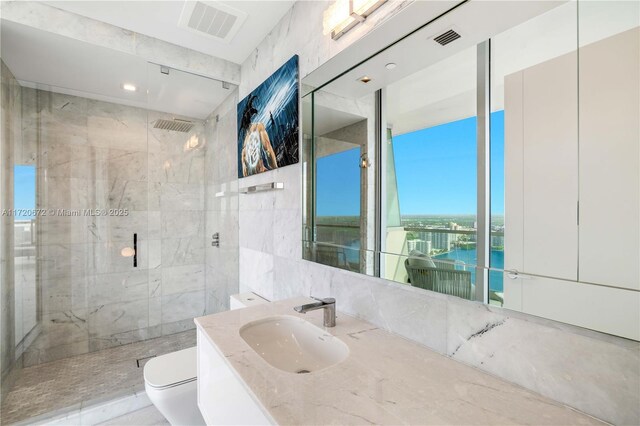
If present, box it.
[0,18,239,424]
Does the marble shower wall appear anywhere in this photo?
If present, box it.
[236,1,640,425]
[204,91,240,314]
[0,59,22,405]
[20,88,208,366]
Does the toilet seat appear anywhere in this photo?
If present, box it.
[144,347,197,390]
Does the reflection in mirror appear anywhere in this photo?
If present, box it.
[491,1,639,339]
[302,0,639,340]
[491,0,579,310]
[303,241,363,274]
[315,111,364,271]
[381,251,504,305]
[382,45,480,301]
[303,88,376,274]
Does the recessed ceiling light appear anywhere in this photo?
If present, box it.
[122,83,137,92]
[385,63,397,70]
[359,76,372,83]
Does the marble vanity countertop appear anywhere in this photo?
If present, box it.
[195,297,602,425]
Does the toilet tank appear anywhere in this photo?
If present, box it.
[229,292,268,310]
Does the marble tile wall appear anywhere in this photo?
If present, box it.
[19,88,210,366]
[236,1,640,425]
[0,59,21,406]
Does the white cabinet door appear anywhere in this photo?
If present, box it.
[521,52,579,281]
[578,28,640,290]
[197,330,273,425]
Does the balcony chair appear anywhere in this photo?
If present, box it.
[315,244,353,271]
[405,256,472,300]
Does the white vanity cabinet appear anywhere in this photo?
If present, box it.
[196,328,273,425]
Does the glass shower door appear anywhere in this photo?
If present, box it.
[18,43,152,365]
[145,62,238,332]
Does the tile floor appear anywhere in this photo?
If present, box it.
[97,405,169,426]
[1,330,196,424]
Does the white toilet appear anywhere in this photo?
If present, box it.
[144,292,268,425]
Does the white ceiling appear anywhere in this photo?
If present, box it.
[46,1,295,64]
[302,101,364,137]
[1,20,234,119]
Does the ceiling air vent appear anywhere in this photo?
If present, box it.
[153,119,194,133]
[178,1,247,43]
[433,29,461,46]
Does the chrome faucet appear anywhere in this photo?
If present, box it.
[294,297,336,327]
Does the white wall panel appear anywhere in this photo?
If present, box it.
[578,28,640,290]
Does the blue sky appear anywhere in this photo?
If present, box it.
[316,111,505,217]
[14,165,36,220]
[316,148,361,216]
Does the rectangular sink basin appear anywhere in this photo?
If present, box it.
[239,315,349,374]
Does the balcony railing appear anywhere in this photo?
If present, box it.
[14,219,36,258]
[309,223,505,304]
[404,227,504,237]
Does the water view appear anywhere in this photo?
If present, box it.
[434,248,504,293]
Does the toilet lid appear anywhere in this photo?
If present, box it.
[144,346,197,389]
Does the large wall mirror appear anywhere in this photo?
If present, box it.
[302,0,639,340]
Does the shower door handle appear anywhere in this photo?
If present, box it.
[133,233,137,268]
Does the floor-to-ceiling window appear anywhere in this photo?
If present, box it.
[305,88,376,274]
[315,146,362,271]
[383,46,478,301]
[13,165,37,345]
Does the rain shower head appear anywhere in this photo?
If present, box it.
[153,118,194,132]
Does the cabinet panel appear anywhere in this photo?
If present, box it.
[578,28,640,290]
[522,52,578,280]
[520,274,640,341]
[197,330,272,425]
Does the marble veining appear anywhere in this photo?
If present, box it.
[450,318,506,356]
[195,298,602,425]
